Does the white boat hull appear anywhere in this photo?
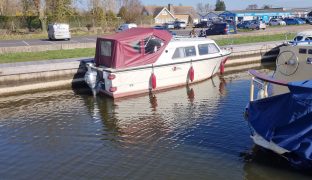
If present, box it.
[92,56,226,98]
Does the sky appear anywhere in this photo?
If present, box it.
[141,0,312,10]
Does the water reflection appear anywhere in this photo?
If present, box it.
[79,76,226,151]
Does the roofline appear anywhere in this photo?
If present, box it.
[154,7,175,20]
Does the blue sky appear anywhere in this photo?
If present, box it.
[141,0,312,10]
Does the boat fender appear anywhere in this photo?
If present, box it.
[151,73,157,89]
[220,57,228,75]
[257,89,265,99]
[189,66,194,82]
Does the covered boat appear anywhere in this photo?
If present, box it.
[84,28,230,98]
[245,41,312,168]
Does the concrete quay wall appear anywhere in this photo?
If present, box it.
[0,42,282,96]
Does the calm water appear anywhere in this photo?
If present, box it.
[0,71,311,180]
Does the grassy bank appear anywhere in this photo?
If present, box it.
[0,30,103,41]
[0,33,296,64]
[215,33,295,46]
[0,48,95,64]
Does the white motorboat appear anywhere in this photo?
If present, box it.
[84,28,230,98]
[245,41,312,168]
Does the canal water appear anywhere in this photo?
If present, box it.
[0,70,311,180]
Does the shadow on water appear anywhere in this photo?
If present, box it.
[71,58,93,91]
[241,146,312,179]
[73,75,228,144]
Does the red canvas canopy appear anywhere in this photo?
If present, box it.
[95,28,172,69]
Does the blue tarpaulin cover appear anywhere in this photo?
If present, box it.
[248,80,312,163]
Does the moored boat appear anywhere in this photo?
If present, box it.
[245,41,312,168]
[84,28,230,98]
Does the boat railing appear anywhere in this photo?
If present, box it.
[248,69,288,102]
[288,40,312,46]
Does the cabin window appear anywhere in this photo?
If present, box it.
[100,41,112,57]
[306,37,312,41]
[172,46,196,59]
[198,43,220,55]
[144,36,164,54]
[308,49,312,54]
[294,36,303,41]
[299,48,307,54]
[172,47,185,59]
[185,46,196,57]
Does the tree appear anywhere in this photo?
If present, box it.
[91,6,105,26]
[21,0,34,15]
[103,0,117,12]
[1,0,21,16]
[106,10,117,21]
[0,0,4,15]
[46,0,74,22]
[119,0,142,23]
[32,0,46,31]
[263,5,271,9]
[215,0,226,11]
[246,4,258,10]
[196,2,210,14]
[117,6,126,18]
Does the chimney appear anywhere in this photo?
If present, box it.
[168,4,174,14]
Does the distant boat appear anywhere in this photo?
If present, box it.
[245,41,312,169]
[84,28,230,98]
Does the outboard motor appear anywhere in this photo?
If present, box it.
[84,63,99,96]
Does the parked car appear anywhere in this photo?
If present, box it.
[295,18,306,24]
[292,30,312,42]
[173,21,186,29]
[237,21,251,29]
[163,23,174,29]
[300,17,310,24]
[283,18,302,25]
[153,25,177,36]
[194,21,210,28]
[269,19,286,26]
[116,23,137,32]
[306,17,312,24]
[246,20,266,30]
[205,22,236,36]
[48,23,71,40]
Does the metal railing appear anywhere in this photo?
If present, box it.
[248,69,288,102]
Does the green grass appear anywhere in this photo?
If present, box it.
[0,33,297,64]
[0,48,95,64]
[0,33,48,40]
[215,33,296,46]
[0,31,100,41]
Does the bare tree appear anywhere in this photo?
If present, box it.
[46,0,73,22]
[246,4,258,10]
[32,0,47,30]
[2,0,21,15]
[0,0,7,15]
[119,0,142,23]
[103,0,117,12]
[196,2,210,14]
[88,0,106,27]
[21,1,34,16]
